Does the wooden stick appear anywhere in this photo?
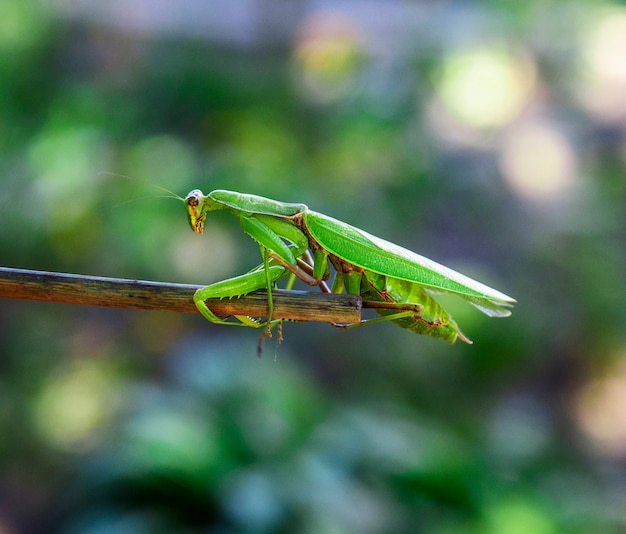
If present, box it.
[0,267,362,323]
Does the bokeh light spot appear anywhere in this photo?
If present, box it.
[436,47,535,130]
[123,408,216,473]
[28,127,110,232]
[169,226,238,282]
[293,12,363,103]
[0,0,47,52]
[575,353,626,457]
[499,120,577,204]
[35,359,119,451]
[577,7,626,123]
[485,497,556,534]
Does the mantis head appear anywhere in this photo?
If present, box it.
[185,189,207,233]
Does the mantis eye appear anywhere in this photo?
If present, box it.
[185,189,204,207]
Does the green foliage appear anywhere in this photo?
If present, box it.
[1,1,625,533]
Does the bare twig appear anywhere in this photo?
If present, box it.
[0,267,362,323]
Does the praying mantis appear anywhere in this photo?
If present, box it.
[183,189,516,344]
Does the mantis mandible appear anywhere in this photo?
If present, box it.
[183,189,516,344]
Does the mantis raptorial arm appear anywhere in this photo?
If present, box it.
[193,264,287,327]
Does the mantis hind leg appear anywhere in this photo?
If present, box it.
[328,306,471,344]
[328,303,423,329]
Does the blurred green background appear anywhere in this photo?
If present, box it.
[1,1,626,532]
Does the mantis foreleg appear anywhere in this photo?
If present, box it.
[193,264,287,327]
[194,213,310,330]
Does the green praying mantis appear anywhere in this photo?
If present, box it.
[182,189,516,344]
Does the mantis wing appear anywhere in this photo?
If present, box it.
[303,211,516,317]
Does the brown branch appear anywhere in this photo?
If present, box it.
[0,267,362,323]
